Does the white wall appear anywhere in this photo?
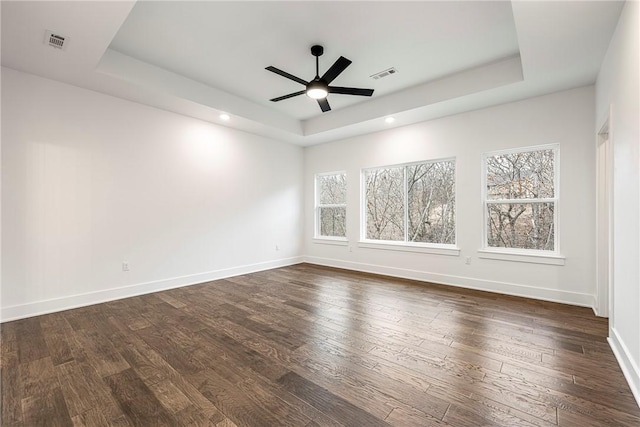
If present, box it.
[304,86,596,307]
[595,0,640,405]
[1,67,304,321]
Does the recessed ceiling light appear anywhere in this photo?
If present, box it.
[219,114,230,121]
[385,117,396,124]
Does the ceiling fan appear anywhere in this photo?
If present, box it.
[265,45,374,113]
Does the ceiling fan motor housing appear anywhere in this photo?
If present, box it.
[311,45,324,57]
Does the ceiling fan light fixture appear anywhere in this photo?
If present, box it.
[306,81,328,99]
[306,88,328,99]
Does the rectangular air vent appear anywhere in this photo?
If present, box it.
[44,30,68,50]
[370,67,398,80]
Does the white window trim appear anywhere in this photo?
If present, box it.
[312,237,348,246]
[358,240,460,256]
[480,143,562,259]
[315,171,347,241]
[360,157,458,251]
[477,249,565,265]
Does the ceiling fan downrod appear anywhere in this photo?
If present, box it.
[311,45,324,79]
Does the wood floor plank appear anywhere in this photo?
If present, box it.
[15,318,49,363]
[1,321,19,356]
[216,419,239,427]
[2,263,639,426]
[55,361,105,418]
[40,314,75,366]
[104,368,175,426]
[187,367,286,427]
[19,357,60,399]
[293,338,378,370]
[185,330,320,425]
[147,379,192,414]
[105,300,153,332]
[385,404,453,426]
[295,344,451,420]
[135,323,204,376]
[501,361,640,415]
[21,387,73,426]
[557,407,621,427]
[71,407,111,427]
[277,371,390,427]
[114,327,228,423]
[195,327,290,382]
[71,327,130,377]
[56,361,130,422]
[235,378,313,426]
[426,382,555,427]
[483,370,640,426]
[1,349,22,426]
[442,403,510,427]
[288,364,397,421]
[155,292,188,309]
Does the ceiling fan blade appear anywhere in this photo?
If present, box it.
[329,86,374,97]
[317,98,331,112]
[321,56,352,84]
[265,66,308,86]
[270,91,306,102]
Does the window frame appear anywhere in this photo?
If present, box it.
[480,143,564,263]
[359,158,459,256]
[314,171,348,242]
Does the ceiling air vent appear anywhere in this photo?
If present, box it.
[44,30,68,50]
[370,67,398,80]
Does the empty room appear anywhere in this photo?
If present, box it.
[1,1,639,426]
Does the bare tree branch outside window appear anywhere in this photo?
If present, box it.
[317,173,347,238]
[485,147,557,251]
[365,167,405,241]
[365,160,456,244]
[407,162,456,244]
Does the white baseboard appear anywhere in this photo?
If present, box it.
[0,256,304,323]
[609,327,640,407]
[303,256,596,308]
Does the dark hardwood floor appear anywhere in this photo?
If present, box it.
[2,263,639,426]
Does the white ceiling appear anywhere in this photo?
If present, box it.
[109,1,519,120]
[0,1,624,146]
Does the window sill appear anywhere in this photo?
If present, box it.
[312,237,348,246]
[477,249,565,265]
[358,241,460,256]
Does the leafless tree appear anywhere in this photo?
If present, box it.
[486,149,555,250]
[365,168,404,240]
[318,174,346,237]
[366,161,456,244]
[407,162,456,244]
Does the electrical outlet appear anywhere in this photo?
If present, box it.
[465,257,471,265]
[122,262,130,272]
[275,244,280,251]
[349,245,353,252]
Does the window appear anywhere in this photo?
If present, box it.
[483,145,558,253]
[315,172,347,239]
[363,159,456,246]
